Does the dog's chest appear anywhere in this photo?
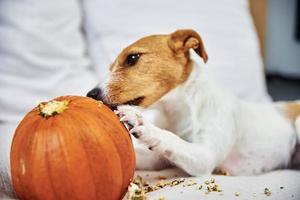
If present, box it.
[162,99,194,141]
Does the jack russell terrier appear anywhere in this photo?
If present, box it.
[87,29,300,176]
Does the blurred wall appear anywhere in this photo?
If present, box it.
[265,0,300,77]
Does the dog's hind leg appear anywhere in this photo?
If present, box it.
[274,101,300,166]
[295,116,300,143]
[292,116,300,166]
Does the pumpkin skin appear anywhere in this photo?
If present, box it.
[10,96,136,200]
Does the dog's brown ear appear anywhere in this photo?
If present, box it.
[168,29,208,63]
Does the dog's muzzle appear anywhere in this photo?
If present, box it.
[86,87,118,110]
[86,87,144,109]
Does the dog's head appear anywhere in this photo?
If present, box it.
[87,29,208,108]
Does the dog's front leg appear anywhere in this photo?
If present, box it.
[117,105,217,176]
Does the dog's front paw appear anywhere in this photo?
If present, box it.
[116,105,146,138]
[116,105,161,151]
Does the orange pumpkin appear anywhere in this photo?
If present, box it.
[10,96,136,200]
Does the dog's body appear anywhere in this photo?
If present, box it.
[87,29,300,176]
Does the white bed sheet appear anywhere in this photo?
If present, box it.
[127,168,300,200]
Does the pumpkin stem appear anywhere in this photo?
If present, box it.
[39,100,69,118]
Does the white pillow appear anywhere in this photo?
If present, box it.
[0,0,97,124]
[83,0,271,102]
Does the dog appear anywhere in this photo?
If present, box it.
[87,29,300,176]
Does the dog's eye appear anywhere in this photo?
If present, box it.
[125,53,140,67]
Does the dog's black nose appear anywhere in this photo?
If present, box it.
[86,87,103,101]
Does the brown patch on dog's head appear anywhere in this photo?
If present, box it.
[285,102,300,123]
[103,29,208,108]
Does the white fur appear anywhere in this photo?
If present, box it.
[117,62,298,176]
